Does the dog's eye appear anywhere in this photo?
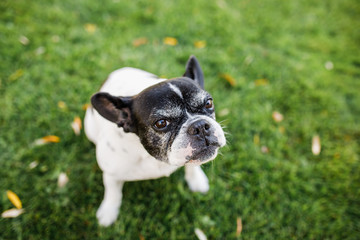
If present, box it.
[205,99,214,109]
[154,119,168,129]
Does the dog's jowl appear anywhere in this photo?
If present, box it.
[84,56,226,226]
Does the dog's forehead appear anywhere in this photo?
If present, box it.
[135,78,209,118]
[167,78,209,106]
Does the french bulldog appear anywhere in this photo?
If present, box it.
[84,56,226,226]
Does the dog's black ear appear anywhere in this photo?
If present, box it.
[91,92,136,133]
[183,55,204,89]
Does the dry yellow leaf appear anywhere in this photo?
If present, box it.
[312,135,321,155]
[133,37,148,47]
[7,190,22,209]
[42,135,60,143]
[278,126,285,134]
[82,103,90,110]
[1,208,25,218]
[71,116,82,136]
[255,78,268,86]
[253,134,260,145]
[33,135,60,146]
[84,23,97,33]
[236,217,242,237]
[272,111,284,122]
[163,37,178,46]
[220,73,236,87]
[194,40,206,48]
[58,101,67,110]
[9,69,24,81]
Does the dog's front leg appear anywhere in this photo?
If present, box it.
[184,165,209,193]
[96,173,124,226]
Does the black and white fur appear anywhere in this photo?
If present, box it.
[84,56,226,226]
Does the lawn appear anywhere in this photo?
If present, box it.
[0,0,359,239]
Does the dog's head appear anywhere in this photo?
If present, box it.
[91,56,226,166]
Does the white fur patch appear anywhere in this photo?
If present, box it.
[168,83,183,99]
[153,105,183,119]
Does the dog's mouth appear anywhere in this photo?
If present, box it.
[185,144,220,165]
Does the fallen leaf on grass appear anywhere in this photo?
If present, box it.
[325,61,334,70]
[82,103,90,110]
[272,111,284,122]
[133,37,148,47]
[312,135,321,155]
[9,69,24,81]
[236,217,242,237]
[1,208,25,218]
[35,46,45,56]
[57,172,69,188]
[29,161,39,169]
[254,78,268,86]
[33,135,60,146]
[194,40,206,48]
[194,228,207,240]
[58,101,68,110]
[7,190,22,209]
[139,234,145,240]
[220,73,236,87]
[42,135,60,142]
[71,117,82,136]
[84,23,97,33]
[261,146,269,154]
[163,37,178,46]
[278,126,285,134]
[253,134,260,145]
[19,35,30,45]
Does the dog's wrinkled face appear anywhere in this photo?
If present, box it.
[132,78,226,165]
[91,56,226,166]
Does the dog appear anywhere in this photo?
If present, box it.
[84,56,226,226]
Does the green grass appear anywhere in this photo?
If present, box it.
[1,0,359,239]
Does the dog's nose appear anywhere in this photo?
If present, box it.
[187,119,211,137]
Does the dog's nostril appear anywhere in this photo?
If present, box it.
[188,120,211,136]
[193,128,200,135]
[188,127,200,135]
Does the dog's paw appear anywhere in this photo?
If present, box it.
[96,202,120,227]
[185,167,209,193]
